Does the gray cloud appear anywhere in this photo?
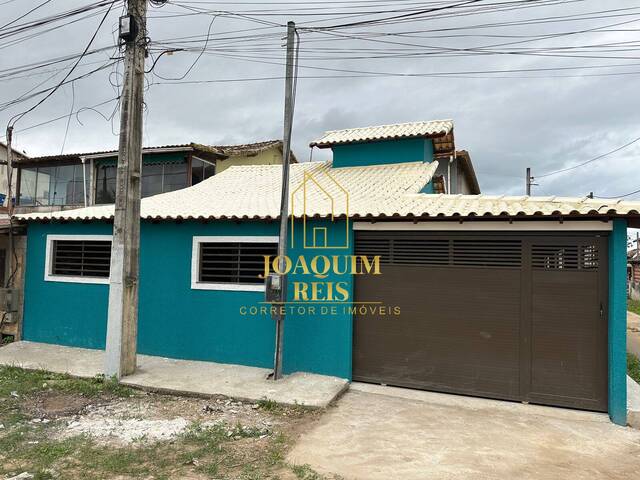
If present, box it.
[2,0,640,203]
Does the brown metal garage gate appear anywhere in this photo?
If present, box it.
[353,231,608,412]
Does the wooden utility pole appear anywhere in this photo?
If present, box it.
[272,21,296,380]
[5,126,14,288]
[105,0,147,378]
[526,167,532,196]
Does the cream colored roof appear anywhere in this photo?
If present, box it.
[17,161,437,222]
[310,120,453,148]
[16,160,640,222]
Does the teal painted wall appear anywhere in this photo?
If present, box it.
[332,138,434,168]
[608,218,627,426]
[22,219,354,378]
[420,182,435,194]
[138,221,277,368]
[283,219,353,379]
[23,222,112,349]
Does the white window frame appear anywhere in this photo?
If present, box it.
[44,234,112,284]
[191,235,278,292]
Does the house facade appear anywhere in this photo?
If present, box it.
[12,140,291,214]
[0,140,291,340]
[0,141,28,206]
[15,120,640,426]
[630,248,640,300]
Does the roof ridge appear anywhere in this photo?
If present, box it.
[24,139,285,161]
[323,119,453,134]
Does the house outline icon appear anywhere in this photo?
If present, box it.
[290,166,350,250]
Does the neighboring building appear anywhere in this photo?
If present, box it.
[12,140,292,214]
[14,119,640,427]
[0,141,28,205]
[309,120,480,194]
[630,248,640,300]
[0,140,291,340]
[0,142,28,340]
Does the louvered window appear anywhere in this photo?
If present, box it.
[51,239,111,278]
[532,244,599,270]
[192,237,278,290]
[451,239,521,268]
[355,233,521,269]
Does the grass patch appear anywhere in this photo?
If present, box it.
[0,365,134,399]
[0,415,318,480]
[257,398,314,417]
[0,433,178,479]
[291,463,343,480]
[0,366,326,479]
[629,298,640,316]
[629,353,640,384]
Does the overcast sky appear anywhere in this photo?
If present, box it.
[2,0,640,201]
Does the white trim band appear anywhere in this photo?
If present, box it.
[353,220,612,232]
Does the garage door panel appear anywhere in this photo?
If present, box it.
[529,257,607,411]
[353,232,608,412]
[353,261,521,399]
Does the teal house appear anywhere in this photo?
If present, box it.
[16,120,640,426]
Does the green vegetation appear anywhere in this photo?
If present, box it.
[629,354,640,384]
[629,298,640,316]
[257,397,314,416]
[0,365,332,479]
[0,365,133,398]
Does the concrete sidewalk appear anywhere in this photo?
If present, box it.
[0,341,348,408]
[289,383,640,480]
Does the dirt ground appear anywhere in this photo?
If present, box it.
[0,366,339,480]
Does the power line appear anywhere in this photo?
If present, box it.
[0,1,119,38]
[148,14,219,79]
[594,187,640,199]
[0,97,119,142]
[0,0,54,31]
[536,134,640,179]
[7,1,118,128]
[0,60,118,112]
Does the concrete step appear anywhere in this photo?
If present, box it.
[627,375,640,429]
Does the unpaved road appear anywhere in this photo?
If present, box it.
[628,310,640,357]
[289,383,640,480]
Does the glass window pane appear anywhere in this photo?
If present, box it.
[191,159,204,186]
[70,164,86,205]
[163,163,188,193]
[95,165,117,204]
[203,163,215,180]
[35,167,52,206]
[49,165,74,205]
[141,164,163,197]
[19,168,37,206]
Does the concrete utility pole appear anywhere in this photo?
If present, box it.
[105,0,147,378]
[526,167,532,196]
[272,21,296,380]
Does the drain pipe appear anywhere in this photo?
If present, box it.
[80,156,88,207]
[447,155,454,194]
